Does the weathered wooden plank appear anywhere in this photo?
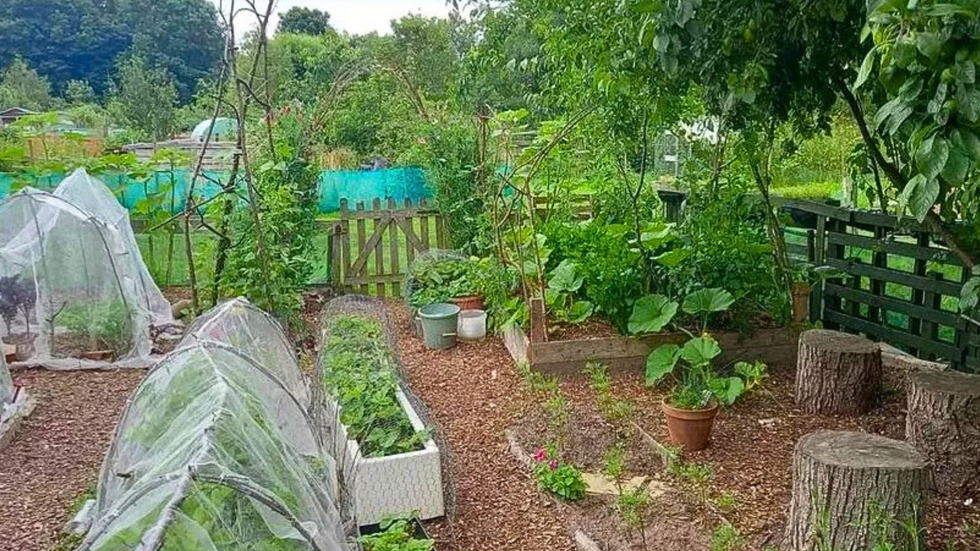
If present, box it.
[825,258,963,297]
[393,216,426,252]
[503,324,530,365]
[419,205,430,250]
[436,216,448,249]
[823,309,963,361]
[824,283,961,327]
[346,273,408,284]
[388,198,401,298]
[350,217,390,278]
[340,206,440,220]
[826,231,962,266]
[329,222,340,290]
[339,201,351,291]
[355,202,369,294]
[529,328,797,365]
[403,198,417,270]
[527,328,800,375]
[372,198,386,296]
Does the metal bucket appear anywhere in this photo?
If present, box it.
[419,303,460,350]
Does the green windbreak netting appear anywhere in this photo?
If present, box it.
[181,298,307,407]
[82,338,348,551]
[2,167,430,214]
[317,168,427,212]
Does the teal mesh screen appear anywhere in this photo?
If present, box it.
[0,167,431,213]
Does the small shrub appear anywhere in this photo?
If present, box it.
[713,491,739,513]
[359,514,434,551]
[532,447,586,501]
[710,522,746,551]
[584,362,636,432]
[616,487,652,550]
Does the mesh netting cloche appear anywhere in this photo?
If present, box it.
[0,169,172,369]
[80,302,349,551]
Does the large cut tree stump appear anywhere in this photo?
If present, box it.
[907,369,980,497]
[785,431,930,551]
[796,330,882,414]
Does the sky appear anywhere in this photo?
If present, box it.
[211,0,454,36]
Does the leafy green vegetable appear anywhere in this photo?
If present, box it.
[320,315,428,457]
[628,294,679,335]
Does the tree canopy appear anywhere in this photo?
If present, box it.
[277,7,333,36]
[0,0,221,100]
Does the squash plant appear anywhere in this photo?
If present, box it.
[629,288,767,410]
[545,259,594,324]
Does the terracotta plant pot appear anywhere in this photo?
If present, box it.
[792,282,811,323]
[451,294,486,311]
[662,398,719,453]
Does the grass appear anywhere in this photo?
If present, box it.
[135,213,442,298]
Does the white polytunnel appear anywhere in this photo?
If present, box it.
[0,168,173,369]
[79,301,351,551]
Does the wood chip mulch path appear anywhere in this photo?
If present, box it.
[0,369,143,551]
[388,302,576,551]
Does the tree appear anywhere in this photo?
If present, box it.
[122,0,223,101]
[649,0,977,271]
[64,79,96,105]
[0,59,54,110]
[277,7,333,36]
[108,56,178,142]
[854,0,980,265]
[0,0,220,100]
[0,0,129,96]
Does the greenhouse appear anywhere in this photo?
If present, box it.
[81,322,349,551]
[0,184,163,368]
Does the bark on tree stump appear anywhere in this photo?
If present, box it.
[785,431,930,551]
[906,369,980,497]
[796,329,882,415]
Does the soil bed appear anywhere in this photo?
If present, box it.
[386,300,575,551]
[0,368,143,551]
[511,360,980,550]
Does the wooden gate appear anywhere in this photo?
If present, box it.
[331,198,448,297]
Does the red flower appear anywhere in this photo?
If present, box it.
[549,460,559,470]
[534,448,547,462]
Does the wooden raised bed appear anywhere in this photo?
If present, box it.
[503,301,801,375]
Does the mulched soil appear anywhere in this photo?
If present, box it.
[387,301,576,551]
[0,369,143,551]
[513,361,980,550]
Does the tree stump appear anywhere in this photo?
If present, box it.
[796,329,882,414]
[906,369,980,497]
[784,431,930,551]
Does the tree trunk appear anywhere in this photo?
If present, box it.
[796,330,882,415]
[906,369,980,497]
[784,431,930,551]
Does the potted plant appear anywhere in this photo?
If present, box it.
[408,256,485,311]
[789,263,846,324]
[630,288,767,452]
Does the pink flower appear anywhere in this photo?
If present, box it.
[549,460,559,470]
[534,448,547,462]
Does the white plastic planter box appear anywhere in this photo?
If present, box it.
[327,388,444,525]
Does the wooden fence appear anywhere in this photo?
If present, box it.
[782,200,979,372]
[329,198,448,297]
[658,189,979,371]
